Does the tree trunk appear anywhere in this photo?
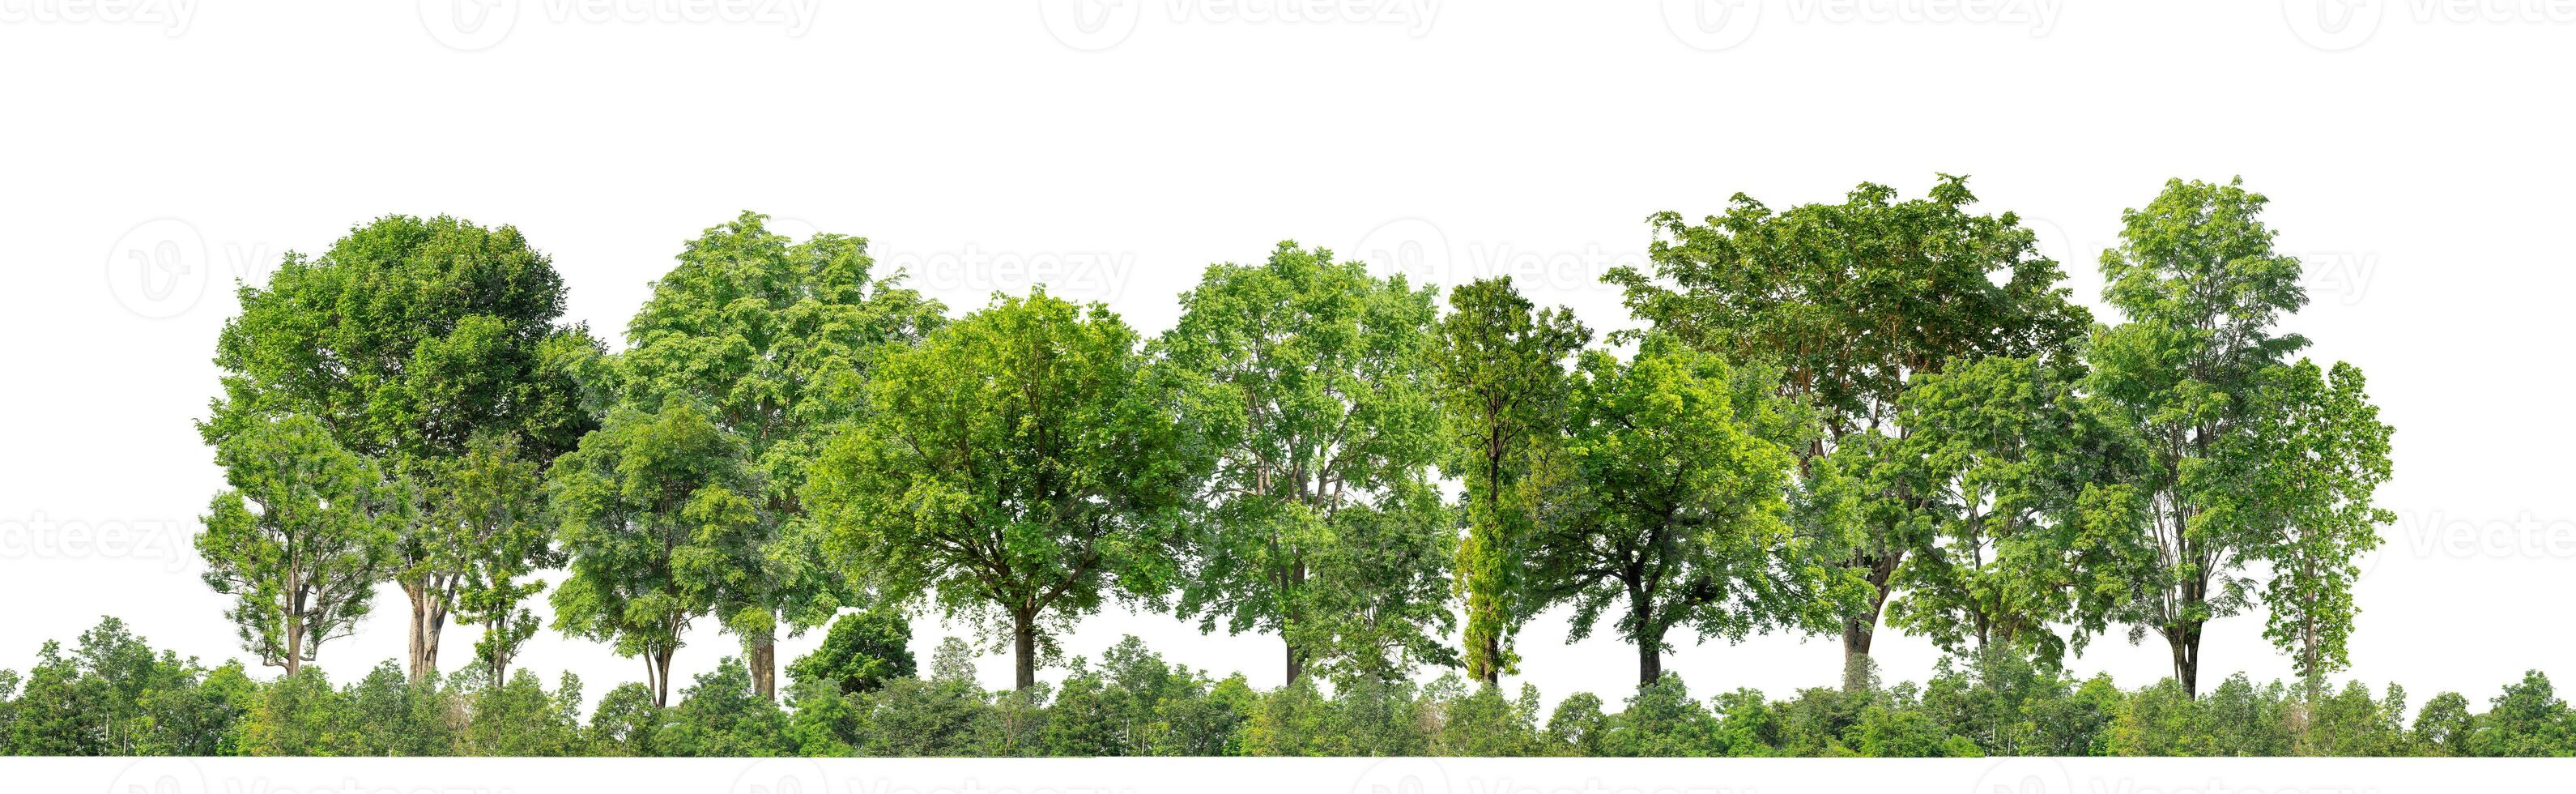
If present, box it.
[750,638,777,701]
[2168,623,2202,698]
[649,645,676,707]
[1013,610,1039,691]
[1474,633,1501,688]
[1637,637,1663,686]
[402,582,448,682]
[1284,558,1306,685]
[1840,557,1897,692]
[1284,638,1305,685]
[283,617,304,676]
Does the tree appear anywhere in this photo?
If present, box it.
[1156,242,1453,684]
[1612,176,2091,689]
[2222,360,2394,694]
[206,214,596,681]
[2087,177,2311,697]
[1436,276,1590,686]
[440,433,557,685]
[788,608,917,696]
[196,413,401,675]
[1881,354,2140,669]
[616,211,947,698]
[1528,334,1856,685]
[807,289,1203,690]
[547,401,761,706]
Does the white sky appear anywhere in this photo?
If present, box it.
[3,1,2570,710]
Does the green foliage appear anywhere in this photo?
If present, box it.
[547,400,761,705]
[657,657,791,757]
[614,211,947,694]
[197,414,401,674]
[1530,333,1851,685]
[2087,177,2314,696]
[789,608,916,697]
[1160,243,1454,682]
[206,213,596,681]
[807,289,1204,689]
[460,670,587,756]
[1437,276,1590,685]
[2222,360,2394,687]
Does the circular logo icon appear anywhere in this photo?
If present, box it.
[1969,757,2073,794]
[1662,0,1762,51]
[1350,217,1453,288]
[105,218,210,319]
[1350,758,1450,794]
[105,758,207,794]
[1040,0,1143,52]
[728,758,835,794]
[2282,0,2382,52]
[420,0,521,51]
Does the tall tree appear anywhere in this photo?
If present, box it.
[1436,276,1590,686]
[806,289,1204,690]
[1157,242,1454,685]
[1610,176,2091,689]
[615,211,946,698]
[1527,333,1859,685]
[195,413,402,675]
[440,433,558,685]
[206,215,596,681]
[2086,177,2312,697]
[2224,360,2394,696]
[547,401,761,706]
[1880,354,2141,669]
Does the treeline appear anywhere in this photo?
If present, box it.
[30,174,2424,755]
[6,617,2573,758]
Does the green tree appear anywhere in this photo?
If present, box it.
[547,401,761,706]
[2087,177,2312,697]
[808,290,1203,690]
[1157,243,1453,684]
[197,414,401,674]
[206,214,596,681]
[1528,333,1855,685]
[789,608,916,696]
[1613,176,2091,689]
[1436,276,1590,686]
[1882,355,2140,668]
[616,211,946,698]
[440,433,558,685]
[2221,361,2394,695]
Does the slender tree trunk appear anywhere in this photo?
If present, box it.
[750,638,777,701]
[283,615,304,676]
[1284,639,1305,685]
[1013,609,1040,691]
[1284,559,1306,685]
[649,645,676,706]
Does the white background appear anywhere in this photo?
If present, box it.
[3,0,2574,749]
